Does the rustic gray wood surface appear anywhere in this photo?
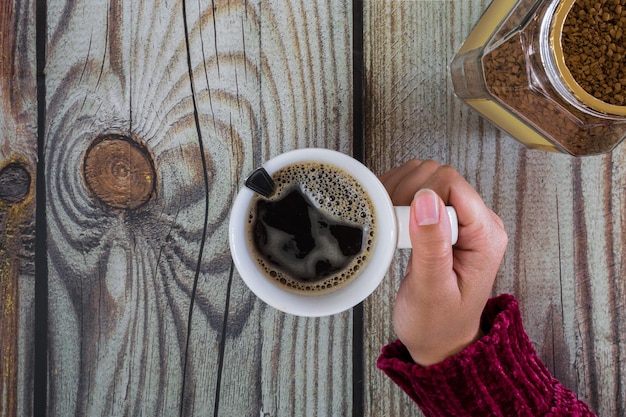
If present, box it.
[1,0,624,416]
[363,1,626,416]
[0,1,37,417]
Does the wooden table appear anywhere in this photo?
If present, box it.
[1,0,624,416]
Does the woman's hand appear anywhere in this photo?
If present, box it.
[380,160,508,366]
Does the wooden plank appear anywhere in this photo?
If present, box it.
[45,0,354,416]
[201,1,355,415]
[363,2,463,415]
[0,1,37,416]
[45,0,227,414]
[363,1,625,416]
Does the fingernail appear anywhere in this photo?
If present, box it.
[413,189,440,226]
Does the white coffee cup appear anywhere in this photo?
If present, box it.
[229,148,457,317]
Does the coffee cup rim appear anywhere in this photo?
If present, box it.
[229,148,397,317]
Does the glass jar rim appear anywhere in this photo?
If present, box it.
[548,0,626,116]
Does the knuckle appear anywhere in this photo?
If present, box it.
[405,159,423,170]
[490,214,509,250]
[419,159,441,171]
[414,239,452,269]
[435,164,461,179]
[485,223,508,257]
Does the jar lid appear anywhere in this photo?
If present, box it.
[551,0,626,116]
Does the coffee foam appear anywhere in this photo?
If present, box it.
[246,161,377,295]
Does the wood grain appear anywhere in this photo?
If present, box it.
[44,0,353,415]
[45,0,235,413]
[363,1,626,416]
[195,1,354,415]
[0,1,37,416]
[8,0,622,415]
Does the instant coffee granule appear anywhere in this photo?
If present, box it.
[452,0,626,154]
[483,34,617,154]
[480,0,626,154]
[562,0,626,106]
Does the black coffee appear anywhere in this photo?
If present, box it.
[254,187,364,281]
[246,161,376,294]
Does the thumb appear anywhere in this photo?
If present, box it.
[409,189,454,286]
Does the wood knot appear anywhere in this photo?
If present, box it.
[0,162,31,204]
[83,135,156,210]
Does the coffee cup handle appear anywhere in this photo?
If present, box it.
[394,206,458,249]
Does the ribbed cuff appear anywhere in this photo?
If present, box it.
[377,294,594,417]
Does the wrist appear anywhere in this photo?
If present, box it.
[405,327,484,367]
[378,294,565,416]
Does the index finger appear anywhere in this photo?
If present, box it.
[379,160,441,206]
[418,165,487,230]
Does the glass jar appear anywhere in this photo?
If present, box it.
[451,0,626,155]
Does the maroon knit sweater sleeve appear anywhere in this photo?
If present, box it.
[377,294,596,416]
